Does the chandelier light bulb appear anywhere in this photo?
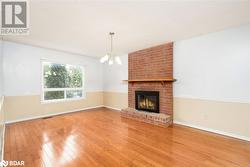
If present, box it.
[115,56,122,65]
[100,55,109,63]
[108,59,114,65]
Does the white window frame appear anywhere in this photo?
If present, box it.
[41,60,85,104]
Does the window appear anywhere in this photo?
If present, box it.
[42,61,84,102]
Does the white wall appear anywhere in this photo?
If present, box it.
[6,24,248,102]
[103,54,128,93]
[174,24,250,103]
[0,39,3,97]
[0,38,4,162]
[3,41,103,96]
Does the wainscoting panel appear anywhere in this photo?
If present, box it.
[174,97,250,140]
[0,96,5,161]
[4,92,103,122]
[103,92,128,110]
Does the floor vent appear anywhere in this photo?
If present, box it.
[42,116,53,119]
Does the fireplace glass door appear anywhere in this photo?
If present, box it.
[135,91,159,113]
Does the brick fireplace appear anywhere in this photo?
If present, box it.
[127,42,174,124]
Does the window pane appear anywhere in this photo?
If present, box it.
[42,61,84,102]
[66,65,83,88]
[44,91,64,100]
[66,90,83,99]
[44,63,67,88]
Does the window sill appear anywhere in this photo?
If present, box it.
[41,96,86,104]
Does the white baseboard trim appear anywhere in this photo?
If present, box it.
[174,120,250,141]
[103,106,122,111]
[6,105,104,124]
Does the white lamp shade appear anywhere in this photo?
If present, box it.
[115,56,122,65]
[100,55,109,63]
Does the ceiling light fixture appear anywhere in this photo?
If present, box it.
[100,32,122,65]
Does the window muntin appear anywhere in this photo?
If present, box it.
[42,61,84,102]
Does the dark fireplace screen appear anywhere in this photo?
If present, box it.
[135,91,159,113]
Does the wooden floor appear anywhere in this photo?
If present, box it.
[4,108,250,167]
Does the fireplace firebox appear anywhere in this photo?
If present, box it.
[135,91,159,113]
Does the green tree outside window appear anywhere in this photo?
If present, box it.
[43,62,84,101]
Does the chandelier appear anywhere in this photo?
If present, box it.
[100,32,122,65]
